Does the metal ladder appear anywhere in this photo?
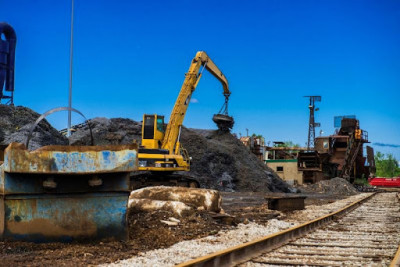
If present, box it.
[341,134,362,179]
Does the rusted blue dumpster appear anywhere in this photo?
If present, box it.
[0,142,138,242]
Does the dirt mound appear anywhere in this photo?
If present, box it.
[68,117,142,146]
[300,177,359,195]
[0,105,68,150]
[69,118,292,193]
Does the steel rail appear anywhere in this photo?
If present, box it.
[176,193,377,267]
[390,192,400,267]
[390,246,400,267]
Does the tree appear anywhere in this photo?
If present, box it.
[251,133,264,139]
[276,141,301,148]
[375,152,400,177]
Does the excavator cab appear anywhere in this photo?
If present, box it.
[141,114,165,149]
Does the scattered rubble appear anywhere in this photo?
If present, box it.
[299,177,359,195]
[0,104,68,150]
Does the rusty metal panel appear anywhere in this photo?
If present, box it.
[266,196,306,211]
[2,192,128,242]
[0,145,7,163]
[0,170,130,195]
[3,143,138,174]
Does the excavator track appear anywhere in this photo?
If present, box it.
[130,172,200,190]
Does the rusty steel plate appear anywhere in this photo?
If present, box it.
[3,143,138,174]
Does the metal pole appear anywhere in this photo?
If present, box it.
[67,0,74,137]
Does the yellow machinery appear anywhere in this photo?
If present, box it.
[132,51,233,188]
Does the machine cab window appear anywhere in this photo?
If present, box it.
[157,116,165,132]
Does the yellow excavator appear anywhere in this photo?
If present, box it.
[131,51,233,189]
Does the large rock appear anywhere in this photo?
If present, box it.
[130,186,222,212]
[128,198,193,217]
[0,105,68,150]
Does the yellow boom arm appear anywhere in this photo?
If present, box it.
[161,51,230,154]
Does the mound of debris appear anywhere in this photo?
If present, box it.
[299,177,359,195]
[180,128,291,192]
[68,117,292,193]
[0,105,68,150]
[68,117,142,146]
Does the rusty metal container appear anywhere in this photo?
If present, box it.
[0,142,138,242]
[265,196,306,211]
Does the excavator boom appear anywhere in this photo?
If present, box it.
[161,51,231,153]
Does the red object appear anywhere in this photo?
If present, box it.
[369,177,400,187]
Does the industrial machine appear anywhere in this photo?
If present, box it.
[0,22,16,105]
[298,117,371,183]
[131,51,233,188]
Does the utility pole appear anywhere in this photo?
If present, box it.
[304,96,321,151]
[67,0,74,137]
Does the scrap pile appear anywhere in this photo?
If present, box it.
[0,104,67,150]
[300,177,359,195]
[68,117,142,146]
[68,117,292,193]
[180,128,291,192]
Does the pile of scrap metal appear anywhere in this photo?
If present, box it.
[298,118,375,183]
[0,142,138,242]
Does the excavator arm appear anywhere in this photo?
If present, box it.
[198,52,230,96]
[161,51,231,154]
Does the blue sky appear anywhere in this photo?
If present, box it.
[1,0,400,158]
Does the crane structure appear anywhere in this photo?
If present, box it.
[304,96,321,151]
[132,51,233,188]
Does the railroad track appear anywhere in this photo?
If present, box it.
[177,192,400,267]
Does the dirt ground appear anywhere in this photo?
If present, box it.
[0,192,346,266]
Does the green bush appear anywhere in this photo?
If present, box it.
[375,151,400,177]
